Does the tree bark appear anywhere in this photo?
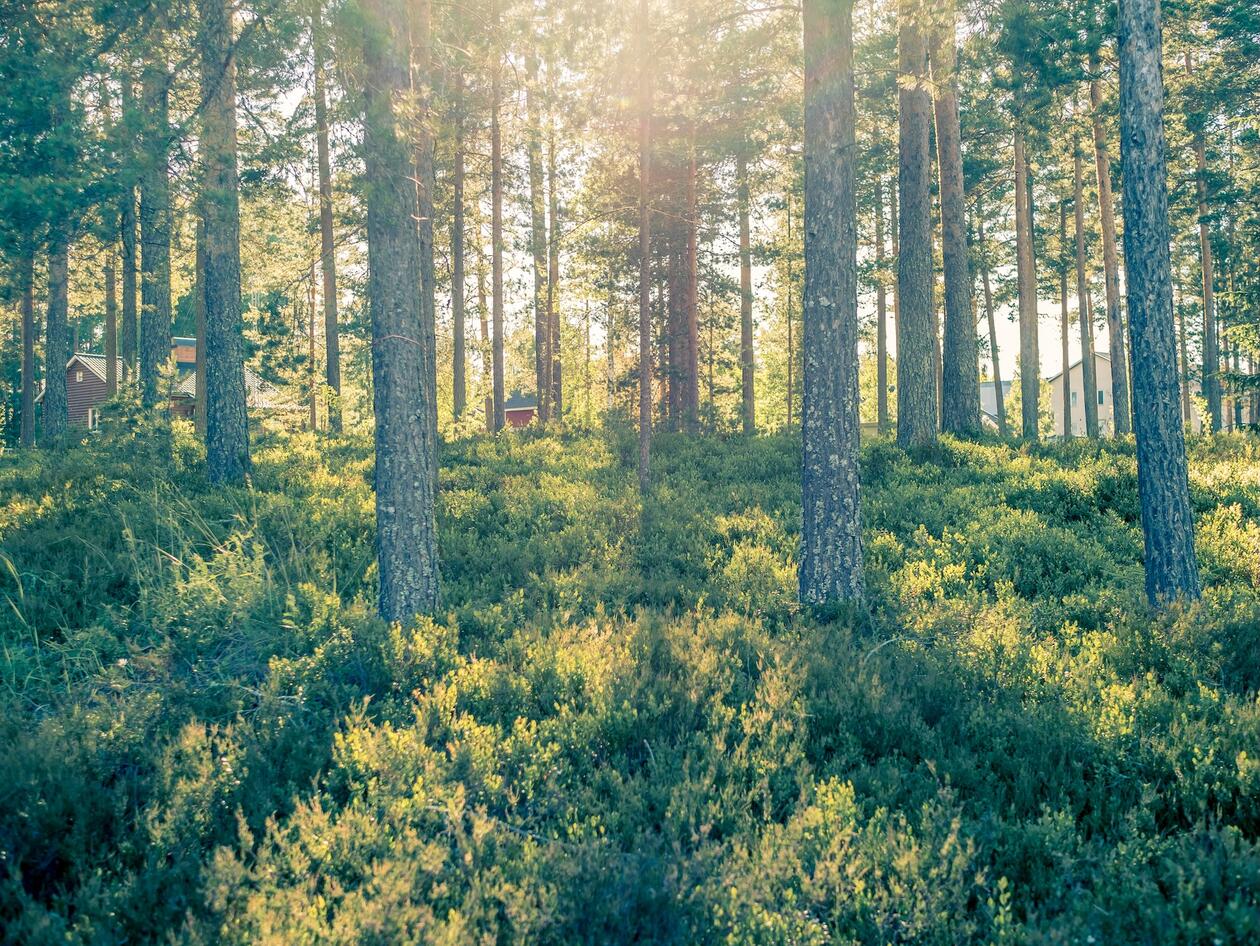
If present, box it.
[1059,200,1072,439]
[736,151,755,434]
[194,210,207,437]
[201,0,251,483]
[895,0,936,447]
[526,43,549,420]
[490,0,505,432]
[451,71,466,421]
[1013,129,1039,440]
[313,3,341,431]
[139,47,171,409]
[1184,52,1220,432]
[683,124,700,433]
[637,0,652,490]
[120,72,138,384]
[874,179,889,434]
[800,0,864,606]
[976,209,1007,436]
[361,0,440,620]
[105,239,118,397]
[1117,0,1200,604]
[547,112,562,417]
[1089,64,1131,435]
[931,15,979,436]
[44,236,70,443]
[20,253,35,447]
[1074,142,1099,437]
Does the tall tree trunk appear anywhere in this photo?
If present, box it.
[786,191,795,429]
[1059,200,1072,439]
[683,125,700,433]
[875,179,889,434]
[637,0,652,490]
[548,114,562,417]
[895,0,936,446]
[977,209,1007,436]
[44,236,70,443]
[308,257,318,430]
[1184,52,1220,432]
[361,0,439,620]
[105,239,118,397]
[800,0,864,606]
[194,211,207,437]
[413,0,437,456]
[1074,142,1099,437]
[313,2,341,431]
[20,252,35,447]
[1013,129,1039,440]
[201,0,251,482]
[1174,281,1192,425]
[450,72,466,421]
[490,0,505,432]
[526,45,549,420]
[120,74,138,383]
[140,47,171,409]
[736,151,755,434]
[1089,62,1131,434]
[1118,0,1200,604]
[931,14,979,436]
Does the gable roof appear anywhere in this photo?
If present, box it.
[1047,351,1112,385]
[504,390,538,411]
[34,353,127,402]
[173,366,296,411]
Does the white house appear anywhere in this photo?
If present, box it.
[1047,351,1205,438]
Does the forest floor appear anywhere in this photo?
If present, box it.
[2,417,1260,944]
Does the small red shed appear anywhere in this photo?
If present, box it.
[504,390,538,427]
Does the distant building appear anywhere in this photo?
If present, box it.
[979,379,1013,431]
[38,339,294,429]
[504,390,538,428]
[1047,351,1204,438]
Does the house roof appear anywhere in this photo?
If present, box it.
[34,353,127,402]
[1046,351,1111,385]
[174,365,295,411]
[504,390,538,411]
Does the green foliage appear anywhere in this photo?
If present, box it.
[2,427,1260,943]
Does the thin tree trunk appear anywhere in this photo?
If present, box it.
[451,72,466,421]
[313,3,341,431]
[361,0,439,620]
[800,0,864,606]
[1184,51,1220,432]
[1090,62,1131,434]
[683,125,700,433]
[194,211,207,437]
[413,0,437,456]
[1074,141,1099,437]
[201,0,250,482]
[105,239,118,397]
[44,236,70,443]
[786,191,795,429]
[875,179,889,434]
[1013,129,1039,440]
[977,210,1007,436]
[1118,0,1200,604]
[548,113,562,417]
[140,47,171,409]
[120,73,138,384]
[736,151,755,434]
[1059,200,1072,439]
[637,0,652,490]
[308,258,318,430]
[20,253,35,447]
[896,0,937,446]
[526,44,549,420]
[931,15,979,435]
[490,0,505,432]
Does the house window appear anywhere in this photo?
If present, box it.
[75,370,83,383]
[1071,391,1077,406]
[87,408,98,430]
[1098,390,1105,405]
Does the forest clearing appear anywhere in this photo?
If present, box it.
[3,0,1260,940]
